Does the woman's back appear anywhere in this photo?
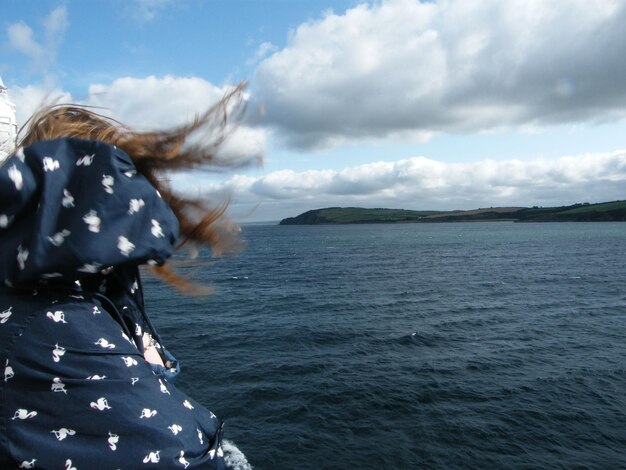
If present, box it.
[0,138,228,468]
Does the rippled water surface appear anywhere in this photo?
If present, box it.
[144,222,626,469]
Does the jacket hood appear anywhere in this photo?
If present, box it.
[0,137,179,289]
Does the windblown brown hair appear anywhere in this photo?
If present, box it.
[19,83,258,294]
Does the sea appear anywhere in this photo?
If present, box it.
[143,222,626,469]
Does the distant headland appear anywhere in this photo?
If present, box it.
[279,200,626,225]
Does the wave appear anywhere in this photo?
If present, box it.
[223,439,253,470]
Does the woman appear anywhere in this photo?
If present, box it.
[0,86,253,468]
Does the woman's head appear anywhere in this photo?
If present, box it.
[18,83,258,293]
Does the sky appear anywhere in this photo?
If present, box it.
[2,0,626,222]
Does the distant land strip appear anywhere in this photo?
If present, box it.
[279,200,626,225]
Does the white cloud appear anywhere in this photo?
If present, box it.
[124,0,175,23]
[248,42,278,65]
[85,75,265,160]
[200,150,626,220]
[255,0,626,149]
[6,6,68,74]
[10,85,72,129]
[7,23,43,59]
[85,75,230,128]
[11,76,266,160]
[42,6,69,60]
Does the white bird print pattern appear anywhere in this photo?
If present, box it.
[94,338,116,349]
[143,451,160,463]
[46,310,67,323]
[50,427,76,441]
[139,408,158,419]
[90,397,112,411]
[208,446,224,460]
[65,459,77,470]
[47,229,71,247]
[128,198,145,214]
[76,153,95,166]
[0,306,12,324]
[52,343,66,362]
[83,210,101,233]
[102,174,114,194]
[62,189,75,208]
[108,432,119,451]
[86,374,106,380]
[51,377,67,394]
[159,378,170,395]
[0,213,13,228]
[178,451,190,469]
[117,236,135,256]
[43,157,60,172]
[8,164,23,190]
[17,245,28,270]
[19,460,36,469]
[122,356,138,367]
[183,400,194,410]
[151,219,164,238]
[4,359,14,382]
[168,424,183,435]
[12,409,38,420]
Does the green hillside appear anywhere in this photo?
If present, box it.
[516,200,626,222]
[279,201,626,225]
[279,207,443,225]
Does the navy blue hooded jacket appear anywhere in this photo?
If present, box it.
[0,138,226,469]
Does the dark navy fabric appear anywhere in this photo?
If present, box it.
[0,138,226,469]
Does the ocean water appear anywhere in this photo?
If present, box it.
[143,222,626,469]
